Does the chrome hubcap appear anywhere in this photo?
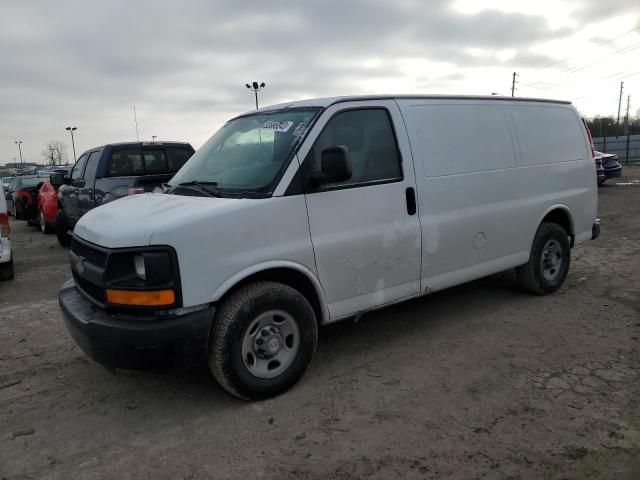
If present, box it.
[541,239,563,281]
[241,310,300,379]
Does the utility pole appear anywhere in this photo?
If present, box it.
[511,72,518,97]
[133,105,140,142]
[598,117,602,137]
[624,95,630,135]
[616,81,624,138]
[625,95,631,165]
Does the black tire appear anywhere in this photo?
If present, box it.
[517,222,570,295]
[0,258,15,281]
[209,281,318,400]
[55,210,71,247]
[39,209,53,234]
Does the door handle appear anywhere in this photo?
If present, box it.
[405,187,416,215]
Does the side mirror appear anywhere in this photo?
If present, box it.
[49,173,66,187]
[312,145,352,186]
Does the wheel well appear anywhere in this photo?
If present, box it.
[220,268,324,322]
[542,208,574,245]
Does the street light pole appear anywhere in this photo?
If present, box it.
[14,141,23,168]
[65,126,78,163]
[245,81,266,109]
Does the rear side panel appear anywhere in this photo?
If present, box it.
[506,103,597,245]
[397,98,596,293]
[398,99,526,291]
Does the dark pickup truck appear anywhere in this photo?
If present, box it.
[51,141,194,246]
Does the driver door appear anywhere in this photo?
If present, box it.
[64,153,88,221]
[299,101,422,319]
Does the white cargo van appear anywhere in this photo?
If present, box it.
[59,95,599,399]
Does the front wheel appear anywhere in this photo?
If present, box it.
[209,281,318,400]
[55,210,72,247]
[517,222,570,295]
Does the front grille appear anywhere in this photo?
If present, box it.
[73,272,106,304]
[71,239,107,267]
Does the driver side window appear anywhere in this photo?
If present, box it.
[71,154,89,182]
[304,108,402,190]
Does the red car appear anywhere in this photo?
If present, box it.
[14,184,40,221]
[36,180,59,234]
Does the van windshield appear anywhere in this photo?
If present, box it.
[169,108,320,195]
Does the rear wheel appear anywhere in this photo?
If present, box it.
[517,222,570,295]
[55,210,71,247]
[40,209,53,234]
[209,281,318,400]
[0,258,15,281]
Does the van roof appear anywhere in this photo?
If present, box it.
[247,94,571,115]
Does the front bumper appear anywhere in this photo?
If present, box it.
[59,279,213,370]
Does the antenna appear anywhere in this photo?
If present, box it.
[133,105,140,142]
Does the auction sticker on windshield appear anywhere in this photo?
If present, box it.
[261,120,293,132]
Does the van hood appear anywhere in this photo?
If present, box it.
[74,193,254,248]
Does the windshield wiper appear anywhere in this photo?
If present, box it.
[170,181,227,198]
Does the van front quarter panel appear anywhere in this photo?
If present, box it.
[149,195,319,312]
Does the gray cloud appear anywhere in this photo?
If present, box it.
[573,0,640,22]
[0,0,637,162]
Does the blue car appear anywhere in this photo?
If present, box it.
[594,151,622,184]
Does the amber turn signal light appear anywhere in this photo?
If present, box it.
[106,289,175,307]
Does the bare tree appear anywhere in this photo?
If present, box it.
[41,141,68,165]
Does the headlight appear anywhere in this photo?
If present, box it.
[105,249,180,308]
[133,254,146,280]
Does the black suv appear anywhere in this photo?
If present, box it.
[52,141,194,246]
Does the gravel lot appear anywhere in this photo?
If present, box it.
[1,169,639,480]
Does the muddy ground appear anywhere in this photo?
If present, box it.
[1,169,639,480]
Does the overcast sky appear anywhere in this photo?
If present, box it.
[1,0,639,164]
